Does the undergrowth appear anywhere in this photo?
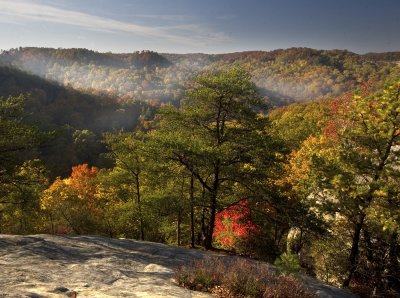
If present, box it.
[175,257,315,298]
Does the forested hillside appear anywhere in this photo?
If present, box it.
[0,65,157,176]
[2,47,399,105]
[1,47,400,297]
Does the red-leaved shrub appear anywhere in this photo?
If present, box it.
[213,200,260,252]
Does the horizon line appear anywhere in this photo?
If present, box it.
[1,45,399,56]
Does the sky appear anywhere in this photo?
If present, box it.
[0,0,399,54]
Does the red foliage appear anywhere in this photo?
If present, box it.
[322,119,338,139]
[329,98,342,115]
[213,200,259,250]
[329,92,351,115]
[359,81,372,96]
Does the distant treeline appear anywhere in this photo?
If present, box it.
[1,47,399,106]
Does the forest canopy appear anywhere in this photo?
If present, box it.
[0,47,400,297]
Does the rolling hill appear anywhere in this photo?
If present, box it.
[2,47,399,106]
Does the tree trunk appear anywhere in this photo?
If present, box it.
[135,174,144,241]
[176,212,181,246]
[190,174,195,248]
[204,162,220,250]
[204,191,217,250]
[197,231,202,246]
[342,214,365,288]
[200,207,207,246]
[363,228,385,295]
[50,213,55,234]
[363,228,374,263]
[388,233,400,293]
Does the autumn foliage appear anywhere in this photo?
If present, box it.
[69,164,98,200]
[213,200,259,251]
[41,164,99,234]
[175,257,315,298]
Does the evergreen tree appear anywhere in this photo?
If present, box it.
[154,68,276,249]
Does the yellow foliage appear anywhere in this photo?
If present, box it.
[243,163,256,171]
[373,189,387,197]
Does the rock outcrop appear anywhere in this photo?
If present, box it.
[0,235,355,297]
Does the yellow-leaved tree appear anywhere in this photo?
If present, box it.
[289,80,400,294]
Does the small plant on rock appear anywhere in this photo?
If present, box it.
[274,252,301,275]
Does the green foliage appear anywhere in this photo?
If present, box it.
[101,132,149,240]
[0,94,40,166]
[0,66,156,176]
[308,226,348,284]
[154,67,277,248]
[269,100,332,151]
[0,159,48,233]
[0,94,49,233]
[274,252,301,275]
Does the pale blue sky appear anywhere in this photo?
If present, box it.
[0,0,399,54]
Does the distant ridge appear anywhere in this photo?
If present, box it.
[1,47,399,106]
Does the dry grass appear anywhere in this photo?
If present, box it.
[175,257,315,298]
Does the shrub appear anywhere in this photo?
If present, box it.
[213,200,260,254]
[264,275,315,298]
[175,256,315,298]
[175,258,224,291]
[223,259,274,297]
[274,252,301,275]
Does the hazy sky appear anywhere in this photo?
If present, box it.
[0,0,399,54]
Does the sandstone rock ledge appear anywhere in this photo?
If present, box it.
[0,235,355,298]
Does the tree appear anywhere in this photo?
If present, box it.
[289,80,400,292]
[143,167,193,245]
[154,68,276,249]
[0,94,41,176]
[0,94,48,233]
[101,129,200,244]
[103,131,148,240]
[72,129,103,165]
[268,100,332,151]
[41,164,99,234]
[0,159,48,233]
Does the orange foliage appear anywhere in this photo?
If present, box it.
[70,163,97,181]
[69,164,98,205]
[70,163,98,190]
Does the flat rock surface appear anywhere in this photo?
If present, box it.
[0,234,356,298]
